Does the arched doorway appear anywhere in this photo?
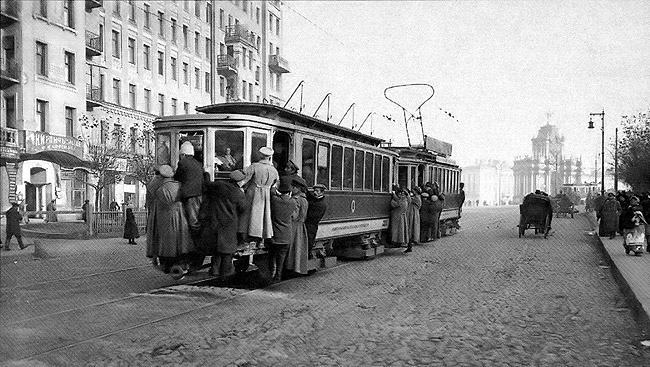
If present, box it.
[26,167,50,214]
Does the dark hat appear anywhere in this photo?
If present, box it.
[229,169,246,182]
[278,176,293,193]
[291,176,307,188]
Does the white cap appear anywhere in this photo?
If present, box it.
[180,141,194,156]
[259,147,274,157]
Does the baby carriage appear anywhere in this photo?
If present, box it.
[623,211,647,256]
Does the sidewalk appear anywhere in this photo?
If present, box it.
[586,212,650,332]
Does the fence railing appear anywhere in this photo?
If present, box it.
[91,210,147,235]
[18,209,147,238]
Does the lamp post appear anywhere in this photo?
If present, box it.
[588,110,605,196]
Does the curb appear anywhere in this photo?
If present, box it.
[586,212,650,334]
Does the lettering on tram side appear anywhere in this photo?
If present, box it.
[332,222,369,232]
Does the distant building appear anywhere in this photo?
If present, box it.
[462,160,514,206]
[1,0,288,211]
[512,124,582,203]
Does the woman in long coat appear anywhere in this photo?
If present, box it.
[431,193,444,240]
[599,192,622,238]
[407,187,422,245]
[390,187,410,250]
[239,147,279,242]
[420,192,435,242]
[154,166,194,262]
[145,169,165,261]
[286,176,310,275]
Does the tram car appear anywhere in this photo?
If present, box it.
[387,136,463,235]
[153,102,463,278]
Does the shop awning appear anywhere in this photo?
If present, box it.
[20,151,91,170]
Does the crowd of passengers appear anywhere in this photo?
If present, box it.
[145,143,327,283]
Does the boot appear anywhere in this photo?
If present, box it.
[404,244,412,253]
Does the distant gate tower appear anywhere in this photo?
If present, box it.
[512,123,582,202]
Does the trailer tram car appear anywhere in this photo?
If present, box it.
[154,102,399,275]
[388,140,463,236]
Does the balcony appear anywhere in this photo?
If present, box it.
[268,55,290,74]
[0,0,19,29]
[86,83,104,110]
[1,58,20,89]
[85,30,103,57]
[224,25,257,49]
[217,55,237,77]
[85,0,103,12]
[0,126,20,159]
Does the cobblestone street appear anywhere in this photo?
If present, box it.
[3,206,650,366]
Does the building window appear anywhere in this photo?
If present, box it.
[205,72,210,93]
[171,98,177,115]
[219,77,225,97]
[183,102,189,114]
[171,18,177,43]
[5,96,16,129]
[184,0,189,11]
[276,18,280,36]
[158,11,165,38]
[195,67,200,89]
[269,13,273,31]
[256,8,260,24]
[242,80,247,100]
[219,9,225,30]
[195,0,201,17]
[143,44,151,70]
[127,38,136,64]
[205,37,211,57]
[183,62,189,84]
[63,0,75,28]
[64,51,75,84]
[130,127,137,152]
[195,32,200,55]
[248,50,253,70]
[112,79,121,105]
[171,57,177,80]
[249,82,253,101]
[144,4,151,28]
[36,99,48,132]
[157,51,164,75]
[72,170,87,207]
[114,124,123,150]
[206,3,212,24]
[243,0,248,13]
[65,107,75,137]
[36,41,48,76]
[144,88,151,113]
[158,93,165,116]
[38,0,47,17]
[242,46,247,68]
[129,84,136,109]
[114,0,121,15]
[112,30,121,58]
[100,120,107,145]
[128,0,136,21]
[183,25,189,48]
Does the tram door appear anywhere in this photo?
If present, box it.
[272,131,292,172]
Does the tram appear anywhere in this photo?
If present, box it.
[153,102,462,278]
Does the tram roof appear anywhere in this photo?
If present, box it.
[192,102,387,147]
[387,146,457,166]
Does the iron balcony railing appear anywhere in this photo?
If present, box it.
[1,58,20,81]
[0,126,18,147]
[217,54,237,69]
[224,25,257,48]
[85,0,103,12]
[85,30,103,54]
[86,83,103,102]
[1,0,18,18]
[268,54,290,73]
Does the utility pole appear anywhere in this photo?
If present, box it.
[614,127,618,193]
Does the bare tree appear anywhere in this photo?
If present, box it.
[617,111,650,192]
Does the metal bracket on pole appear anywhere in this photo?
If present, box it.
[313,93,332,122]
[283,80,304,113]
[338,103,355,127]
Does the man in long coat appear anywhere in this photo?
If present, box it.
[203,170,247,279]
[407,187,422,246]
[174,141,204,242]
[599,192,622,238]
[145,168,165,263]
[155,165,194,272]
[390,186,411,251]
[286,176,310,275]
[4,203,27,251]
[239,147,279,243]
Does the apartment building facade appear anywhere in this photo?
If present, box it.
[1,0,289,211]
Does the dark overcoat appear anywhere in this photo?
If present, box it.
[390,193,410,244]
[155,178,194,257]
[174,155,204,199]
[5,206,22,235]
[201,180,247,254]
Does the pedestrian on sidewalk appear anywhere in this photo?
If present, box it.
[45,199,57,223]
[123,207,140,245]
[4,202,28,251]
[599,192,622,239]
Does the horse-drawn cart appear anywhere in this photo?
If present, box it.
[518,194,553,238]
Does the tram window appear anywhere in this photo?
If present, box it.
[179,130,204,165]
[382,156,389,192]
[373,155,382,191]
[331,145,343,189]
[214,130,244,172]
[409,166,416,189]
[302,139,316,187]
[155,133,171,166]
[251,131,268,162]
[364,153,373,190]
[398,165,408,189]
[316,143,330,187]
[428,167,433,184]
[343,147,354,189]
[354,150,364,190]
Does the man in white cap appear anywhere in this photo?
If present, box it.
[174,141,204,242]
[239,146,279,246]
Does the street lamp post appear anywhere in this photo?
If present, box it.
[588,110,605,196]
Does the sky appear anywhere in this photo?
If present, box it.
[281,0,650,167]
